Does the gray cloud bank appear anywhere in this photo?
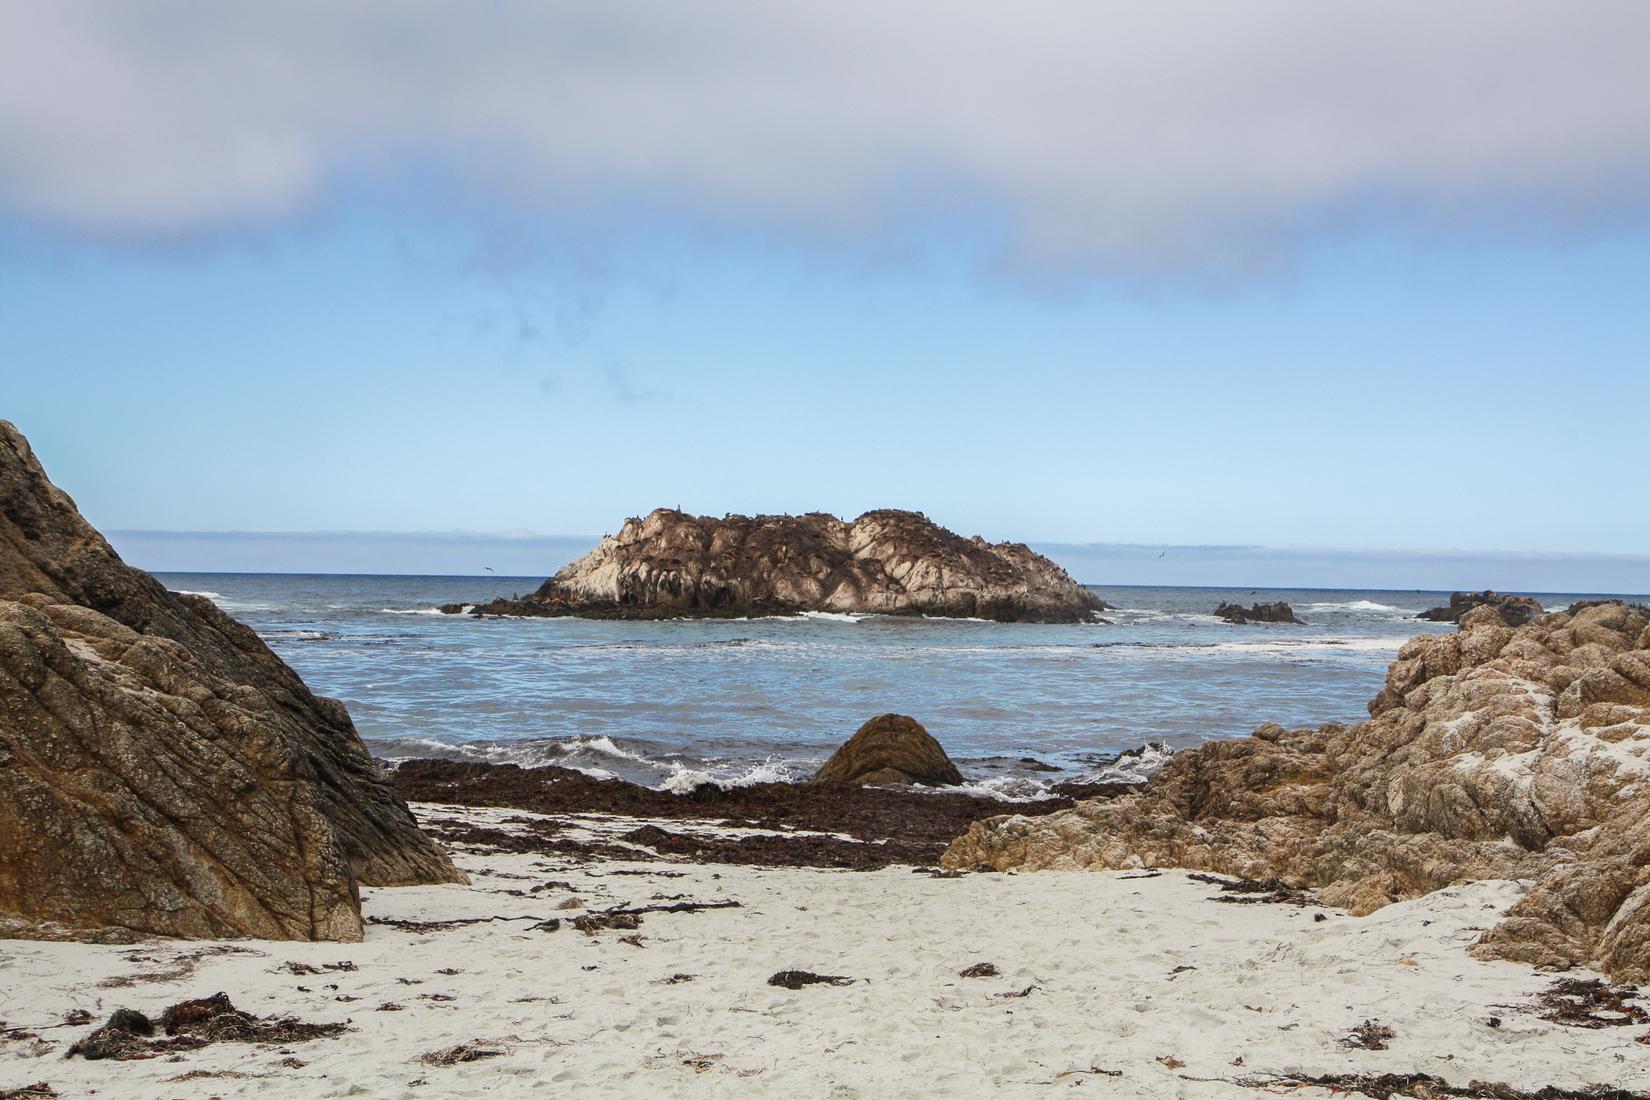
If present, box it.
[4,2,1649,271]
[108,529,1650,595]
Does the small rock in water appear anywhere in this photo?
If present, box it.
[810,714,964,787]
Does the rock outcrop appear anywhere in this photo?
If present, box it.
[0,421,462,943]
[458,508,1106,623]
[1418,590,1543,627]
[811,715,965,786]
[943,600,1650,980]
[1214,601,1304,625]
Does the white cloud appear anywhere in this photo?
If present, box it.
[2,1,1648,271]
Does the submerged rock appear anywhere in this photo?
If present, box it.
[943,600,1650,980]
[1214,600,1304,625]
[1417,590,1543,627]
[0,421,463,943]
[811,714,965,787]
[456,508,1106,623]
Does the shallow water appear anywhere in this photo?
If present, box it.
[156,573,1643,797]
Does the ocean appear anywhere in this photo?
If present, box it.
[154,573,1645,799]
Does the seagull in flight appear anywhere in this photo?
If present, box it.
[483,566,496,573]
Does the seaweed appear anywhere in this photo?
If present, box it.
[1535,979,1647,1028]
[767,971,856,989]
[64,994,346,1061]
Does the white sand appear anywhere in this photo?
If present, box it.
[2,802,1644,1098]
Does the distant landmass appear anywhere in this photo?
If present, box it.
[445,508,1107,623]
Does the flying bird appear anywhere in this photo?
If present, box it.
[483,566,495,573]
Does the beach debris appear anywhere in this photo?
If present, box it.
[1236,1071,1650,1099]
[573,911,642,934]
[1342,1020,1397,1050]
[65,994,346,1060]
[420,1041,505,1066]
[284,960,356,975]
[1054,1066,1122,1080]
[0,1084,57,1099]
[958,963,1001,978]
[436,968,462,975]
[618,934,647,948]
[1187,872,1318,906]
[767,971,856,990]
[531,918,563,932]
[98,945,260,988]
[1156,1055,1186,1069]
[683,1052,723,1073]
[1119,870,1163,880]
[60,1010,93,1027]
[1168,965,1197,979]
[556,897,584,910]
[1534,978,1647,1028]
[367,913,553,932]
[914,867,966,878]
[376,1003,404,1012]
[658,974,697,984]
[996,985,1037,999]
[417,993,457,1003]
[62,1009,159,1060]
[574,898,743,935]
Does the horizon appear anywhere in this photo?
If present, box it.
[109,525,1650,594]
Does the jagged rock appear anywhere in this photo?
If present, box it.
[1417,590,1543,627]
[1214,601,1304,625]
[0,421,463,943]
[811,715,965,787]
[456,508,1106,623]
[943,601,1650,980]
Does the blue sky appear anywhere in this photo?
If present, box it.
[3,3,1648,589]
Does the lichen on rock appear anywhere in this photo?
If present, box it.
[943,599,1650,980]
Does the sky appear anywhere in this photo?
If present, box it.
[3,2,1648,590]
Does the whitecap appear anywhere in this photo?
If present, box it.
[1298,599,1410,613]
[658,756,801,793]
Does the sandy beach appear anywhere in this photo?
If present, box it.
[3,800,1644,1099]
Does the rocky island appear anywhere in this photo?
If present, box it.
[1417,589,1544,626]
[1214,599,1304,624]
[450,507,1107,623]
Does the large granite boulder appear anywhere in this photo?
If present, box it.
[1417,590,1543,627]
[456,508,1106,623]
[811,715,965,786]
[1214,600,1303,625]
[943,600,1650,980]
[0,422,463,943]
